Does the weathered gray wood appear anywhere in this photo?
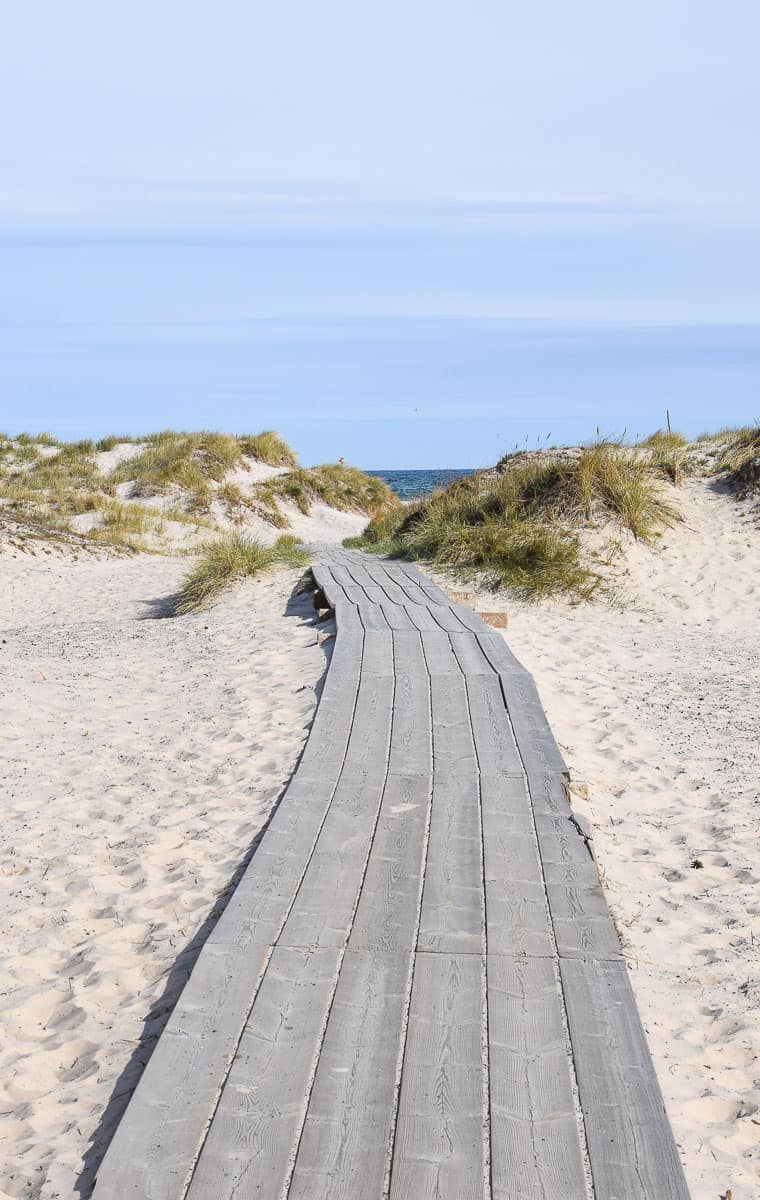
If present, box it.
[420,628,460,674]
[476,629,528,674]
[488,956,588,1200]
[280,676,394,949]
[288,950,412,1199]
[400,602,442,632]
[365,574,411,606]
[449,604,489,632]
[449,630,499,675]
[480,776,554,957]
[418,775,483,953]
[358,601,391,630]
[380,600,417,630]
[499,671,567,775]
[388,632,431,775]
[361,629,395,676]
[560,958,690,1200]
[92,941,273,1200]
[427,602,471,632]
[466,674,524,777]
[185,947,341,1200]
[350,774,431,951]
[390,953,485,1199]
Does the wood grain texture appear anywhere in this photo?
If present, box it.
[488,956,588,1200]
[350,774,432,951]
[92,941,273,1200]
[418,773,483,954]
[466,674,524,778]
[184,947,341,1200]
[561,958,691,1200]
[480,776,554,957]
[390,953,486,1200]
[288,950,412,1199]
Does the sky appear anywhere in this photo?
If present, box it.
[1,1,759,466]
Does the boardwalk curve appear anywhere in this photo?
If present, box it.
[93,548,690,1199]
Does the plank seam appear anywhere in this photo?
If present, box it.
[381,629,434,1199]
[457,651,493,1200]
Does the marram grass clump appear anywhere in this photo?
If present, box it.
[171,533,309,616]
[716,426,760,495]
[346,441,681,601]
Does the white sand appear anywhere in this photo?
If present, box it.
[436,478,760,1199]
[2,477,757,1199]
[0,556,330,1199]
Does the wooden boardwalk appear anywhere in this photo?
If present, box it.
[93,548,690,1199]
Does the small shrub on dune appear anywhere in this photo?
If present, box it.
[171,533,309,616]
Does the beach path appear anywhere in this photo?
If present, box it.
[92,548,690,1200]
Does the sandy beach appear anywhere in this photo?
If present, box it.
[1,475,758,1200]
[0,557,329,1199]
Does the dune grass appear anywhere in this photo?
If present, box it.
[238,430,297,467]
[715,425,760,494]
[346,441,681,600]
[171,533,309,616]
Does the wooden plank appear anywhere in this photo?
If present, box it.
[420,628,460,674]
[389,631,430,776]
[401,603,442,632]
[395,565,451,605]
[476,630,528,675]
[450,604,489,632]
[361,629,395,676]
[560,958,690,1200]
[92,941,273,1200]
[480,776,553,957]
[426,603,471,633]
[418,774,482,954]
[466,674,524,777]
[363,572,410,605]
[279,675,394,949]
[358,601,391,630]
[344,562,377,588]
[350,774,431,951]
[449,630,498,676]
[311,564,345,609]
[488,956,589,1200]
[380,601,417,630]
[430,673,477,776]
[398,580,437,607]
[390,953,485,1199]
[499,671,567,776]
[288,950,412,1200]
[184,947,341,1200]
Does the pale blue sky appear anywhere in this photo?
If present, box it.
[1,1,759,465]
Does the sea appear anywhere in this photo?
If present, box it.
[367,469,474,501]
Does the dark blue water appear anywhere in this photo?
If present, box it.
[368,468,475,500]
